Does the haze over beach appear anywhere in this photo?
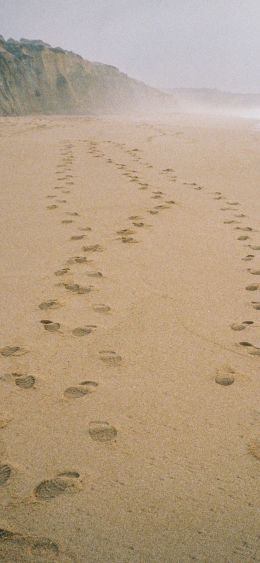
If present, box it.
[0,1,260,562]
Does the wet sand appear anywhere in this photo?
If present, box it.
[0,114,259,562]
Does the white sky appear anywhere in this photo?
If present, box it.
[0,0,260,93]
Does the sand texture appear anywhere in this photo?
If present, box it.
[0,114,260,562]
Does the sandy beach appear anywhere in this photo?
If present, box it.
[0,113,259,562]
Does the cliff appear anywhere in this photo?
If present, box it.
[0,36,170,116]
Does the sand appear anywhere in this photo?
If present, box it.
[0,113,259,562]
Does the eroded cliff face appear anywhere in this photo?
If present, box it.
[0,37,168,115]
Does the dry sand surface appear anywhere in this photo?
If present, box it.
[0,113,259,562]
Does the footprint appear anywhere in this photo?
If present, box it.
[154,204,170,210]
[132,221,145,227]
[92,304,111,313]
[70,235,85,241]
[15,375,35,389]
[55,268,70,276]
[0,529,60,560]
[89,421,117,443]
[82,244,103,253]
[249,245,260,251]
[66,212,79,217]
[87,271,103,278]
[117,229,135,236]
[0,346,28,357]
[252,302,260,310]
[62,220,73,224]
[242,254,254,261]
[0,415,12,429]
[238,236,250,241]
[34,473,80,500]
[72,326,96,337]
[78,227,92,232]
[99,350,122,366]
[248,439,260,460]
[67,256,89,265]
[248,348,260,356]
[64,381,97,399]
[231,321,254,331]
[230,323,246,331]
[224,220,239,224]
[39,299,62,310]
[249,270,260,275]
[47,205,58,210]
[121,236,138,244]
[215,366,235,386]
[64,283,92,294]
[245,284,259,291]
[0,464,12,485]
[40,320,61,332]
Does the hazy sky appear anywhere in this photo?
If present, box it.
[0,0,259,93]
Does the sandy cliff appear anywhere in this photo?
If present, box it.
[0,37,169,115]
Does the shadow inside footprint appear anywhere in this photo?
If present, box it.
[89,421,117,443]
